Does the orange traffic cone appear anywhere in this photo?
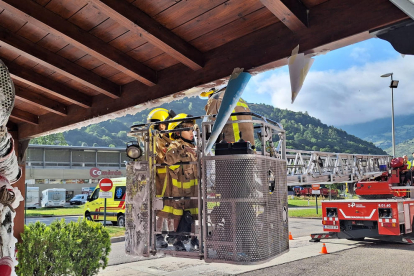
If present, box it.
[289,232,294,240]
[320,243,328,254]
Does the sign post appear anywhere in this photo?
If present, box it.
[312,184,321,214]
[99,178,113,227]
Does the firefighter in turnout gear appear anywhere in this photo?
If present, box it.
[202,87,254,143]
[147,108,175,248]
[158,113,199,251]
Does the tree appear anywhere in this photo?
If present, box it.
[30,133,68,146]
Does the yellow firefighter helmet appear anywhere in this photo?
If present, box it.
[147,108,170,123]
[168,113,196,140]
[200,88,216,98]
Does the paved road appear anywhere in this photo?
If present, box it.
[241,241,414,276]
[288,217,321,238]
[25,216,83,225]
[25,215,116,226]
[106,218,322,267]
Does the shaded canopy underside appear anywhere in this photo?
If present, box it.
[0,0,407,140]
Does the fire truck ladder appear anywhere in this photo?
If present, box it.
[285,149,391,185]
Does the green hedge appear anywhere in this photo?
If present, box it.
[17,219,111,276]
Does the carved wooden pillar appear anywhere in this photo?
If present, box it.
[10,130,28,242]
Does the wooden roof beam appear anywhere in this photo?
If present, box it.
[90,0,204,70]
[10,108,38,125]
[260,0,308,32]
[5,61,92,108]
[15,86,67,117]
[0,0,157,86]
[0,26,120,99]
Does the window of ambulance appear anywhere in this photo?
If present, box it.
[114,186,126,201]
[89,188,100,201]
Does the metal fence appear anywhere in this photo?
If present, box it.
[26,145,128,168]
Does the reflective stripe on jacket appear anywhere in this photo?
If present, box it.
[162,139,198,198]
[205,91,254,144]
[155,134,171,197]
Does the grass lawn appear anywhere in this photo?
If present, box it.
[288,199,317,207]
[25,206,84,217]
[105,226,125,238]
[289,208,322,218]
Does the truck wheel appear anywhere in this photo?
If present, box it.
[85,213,93,221]
[117,214,125,227]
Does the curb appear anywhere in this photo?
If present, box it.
[111,236,125,243]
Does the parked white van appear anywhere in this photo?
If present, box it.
[26,187,40,209]
[41,188,66,207]
[69,194,88,205]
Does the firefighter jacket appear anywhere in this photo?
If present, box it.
[155,134,171,197]
[205,91,255,144]
[158,139,198,219]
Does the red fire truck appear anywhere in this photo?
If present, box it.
[311,157,414,244]
[294,186,338,198]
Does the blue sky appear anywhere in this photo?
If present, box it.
[241,38,413,127]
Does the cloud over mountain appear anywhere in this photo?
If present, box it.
[250,55,414,126]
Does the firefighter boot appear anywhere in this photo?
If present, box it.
[190,236,199,251]
[156,234,168,248]
[173,238,187,251]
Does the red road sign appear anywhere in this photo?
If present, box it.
[99,178,113,192]
[312,184,320,190]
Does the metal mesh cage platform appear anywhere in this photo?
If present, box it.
[203,154,289,264]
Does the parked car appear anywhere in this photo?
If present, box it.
[69,194,88,205]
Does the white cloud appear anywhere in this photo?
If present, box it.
[350,47,371,62]
[252,55,414,126]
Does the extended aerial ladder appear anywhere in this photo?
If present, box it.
[285,149,391,186]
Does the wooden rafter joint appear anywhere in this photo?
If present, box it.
[10,109,38,125]
[260,0,309,32]
[15,87,67,117]
[90,0,204,70]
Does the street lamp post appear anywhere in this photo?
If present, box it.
[381,73,399,157]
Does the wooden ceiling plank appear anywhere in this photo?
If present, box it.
[190,7,279,52]
[90,0,204,70]
[0,24,120,99]
[5,60,92,108]
[172,0,263,42]
[10,108,38,125]
[45,0,89,19]
[260,0,308,32]
[17,0,408,139]
[131,0,182,18]
[153,0,228,30]
[0,0,157,86]
[14,86,67,116]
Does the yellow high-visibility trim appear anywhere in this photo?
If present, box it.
[157,167,166,174]
[159,174,168,198]
[172,178,198,189]
[185,207,198,215]
[236,101,248,108]
[231,108,240,142]
[161,205,184,216]
[169,165,180,171]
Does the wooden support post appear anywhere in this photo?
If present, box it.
[10,131,27,243]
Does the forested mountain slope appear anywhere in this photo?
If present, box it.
[31,97,386,155]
